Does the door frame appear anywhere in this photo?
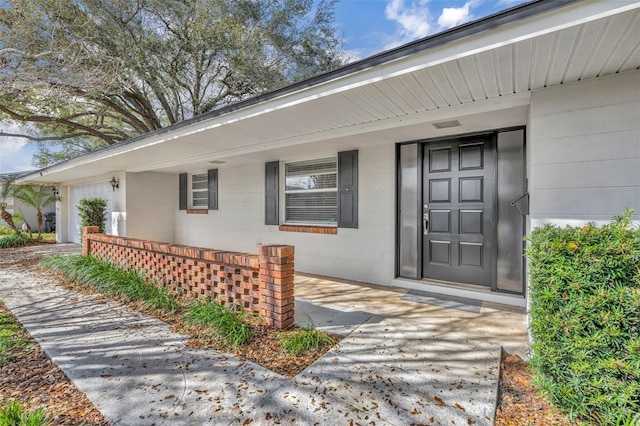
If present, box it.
[395,126,527,294]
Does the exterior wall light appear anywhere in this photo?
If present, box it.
[110,177,119,191]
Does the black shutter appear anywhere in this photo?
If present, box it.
[265,161,279,225]
[208,169,218,210]
[179,173,187,210]
[338,150,358,228]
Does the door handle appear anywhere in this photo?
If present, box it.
[511,192,529,215]
[423,213,429,235]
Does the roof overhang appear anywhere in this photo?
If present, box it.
[17,0,640,184]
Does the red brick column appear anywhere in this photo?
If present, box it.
[259,244,295,329]
[81,226,100,256]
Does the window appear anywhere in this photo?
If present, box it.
[179,170,218,211]
[284,157,337,225]
[190,173,208,208]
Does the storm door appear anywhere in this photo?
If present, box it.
[421,136,496,286]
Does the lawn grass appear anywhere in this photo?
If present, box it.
[0,304,34,366]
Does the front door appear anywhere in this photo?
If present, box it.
[422,136,496,286]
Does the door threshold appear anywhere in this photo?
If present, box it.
[420,277,492,293]
[391,277,526,308]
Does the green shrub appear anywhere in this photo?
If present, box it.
[0,399,49,426]
[0,227,14,236]
[184,299,253,347]
[42,255,179,313]
[527,208,640,424]
[76,197,107,233]
[0,233,29,248]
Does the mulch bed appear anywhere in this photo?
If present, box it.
[495,352,579,426]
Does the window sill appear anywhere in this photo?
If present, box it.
[279,225,337,234]
[186,209,208,214]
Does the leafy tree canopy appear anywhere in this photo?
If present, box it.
[0,0,344,166]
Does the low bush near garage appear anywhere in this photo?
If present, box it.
[526,209,640,425]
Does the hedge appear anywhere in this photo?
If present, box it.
[527,209,640,424]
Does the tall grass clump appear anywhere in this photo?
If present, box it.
[527,208,640,425]
[279,314,334,356]
[0,233,29,248]
[184,299,253,347]
[0,399,49,426]
[42,255,178,313]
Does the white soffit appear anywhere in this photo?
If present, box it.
[20,0,640,183]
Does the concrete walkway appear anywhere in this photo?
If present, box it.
[0,244,527,425]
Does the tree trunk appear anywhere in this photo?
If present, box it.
[0,206,20,234]
[37,210,43,240]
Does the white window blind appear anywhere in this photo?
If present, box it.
[284,157,337,224]
[191,173,208,208]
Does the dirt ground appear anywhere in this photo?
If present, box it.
[1,244,576,425]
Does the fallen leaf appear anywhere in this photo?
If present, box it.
[434,396,445,406]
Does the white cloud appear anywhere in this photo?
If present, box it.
[0,124,36,173]
[437,2,472,29]
[384,0,433,49]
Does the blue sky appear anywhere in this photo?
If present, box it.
[334,0,527,59]
[0,0,527,174]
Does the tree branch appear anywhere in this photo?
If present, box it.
[0,105,117,145]
[0,131,93,142]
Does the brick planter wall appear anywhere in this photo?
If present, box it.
[82,227,295,328]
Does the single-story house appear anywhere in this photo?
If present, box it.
[1,172,56,232]
[17,0,640,308]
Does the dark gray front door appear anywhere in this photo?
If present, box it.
[422,136,496,286]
